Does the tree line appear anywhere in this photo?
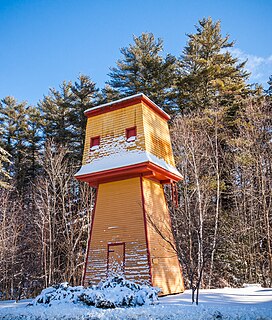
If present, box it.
[0,17,271,299]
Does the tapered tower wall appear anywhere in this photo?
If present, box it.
[76,94,185,295]
[143,177,184,295]
[84,177,151,286]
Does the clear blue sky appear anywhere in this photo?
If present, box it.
[0,0,271,105]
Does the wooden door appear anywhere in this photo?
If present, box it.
[107,243,125,276]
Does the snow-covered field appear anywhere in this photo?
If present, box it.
[0,286,271,320]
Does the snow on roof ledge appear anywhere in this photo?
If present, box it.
[75,150,182,179]
[84,93,170,120]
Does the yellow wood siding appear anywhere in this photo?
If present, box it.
[84,177,150,286]
[142,104,175,167]
[82,104,145,165]
[81,96,184,294]
[82,102,176,168]
[143,178,184,295]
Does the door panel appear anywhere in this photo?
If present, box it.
[107,243,125,276]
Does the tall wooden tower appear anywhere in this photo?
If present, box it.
[75,93,184,295]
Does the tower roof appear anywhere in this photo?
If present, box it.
[84,93,170,120]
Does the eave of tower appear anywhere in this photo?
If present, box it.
[75,150,182,187]
[84,93,170,121]
[75,162,182,187]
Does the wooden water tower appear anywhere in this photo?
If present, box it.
[75,93,184,295]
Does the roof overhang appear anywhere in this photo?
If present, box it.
[75,161,182,187]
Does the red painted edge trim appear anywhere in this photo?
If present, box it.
[140,175,153,285]
[75,161,182,186]
[75,163,150,186]
[85,95,170,121]
[107,242,126,276]
[82,186,99,286]
[148,162,182,181]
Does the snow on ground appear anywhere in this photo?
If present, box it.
[0,286,272,320]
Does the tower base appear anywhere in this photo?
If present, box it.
[83,176,184,295]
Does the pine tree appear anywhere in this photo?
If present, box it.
[176,17,250,115]
[39,81,74,147]
[0,97,29,191]
[171,19,252,282]
[0,97,43,192]
[39,76,98,164]
[24,106,43,182]
[266,75,272,96]
[108,33,176,113]
[174,17,251,214]
[0,144,11,189]
[99,84,121,104]
[70,74,99,163]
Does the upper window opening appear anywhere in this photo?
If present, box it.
[126,126,137,142]
[90,136,100,151]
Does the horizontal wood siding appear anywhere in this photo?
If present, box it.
[142,104,175,167]
[143,177,184,295]
[82,104,145,165]
[84,177,150,286]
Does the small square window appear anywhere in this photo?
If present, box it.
[126,126,137,142]
[90,136,100,151]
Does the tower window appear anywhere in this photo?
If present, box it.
[126,126,137,142]
[90,136,100,151]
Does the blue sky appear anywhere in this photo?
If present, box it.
[0,0,271,105]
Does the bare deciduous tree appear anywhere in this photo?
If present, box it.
[33,142,94,287]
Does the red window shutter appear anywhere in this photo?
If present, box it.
[126,126,137,140]
[90,136,100,149]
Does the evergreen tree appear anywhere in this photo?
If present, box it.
[0,97,30,191]
[173,18,252,245]
[176,17,250,116]
[99,84,121,104]
[0,97,42,192]
[108,33,176,113]
[39,76,98,165]
[70,74,99,163]
[24,106,43,182]
[0,144,11,189]
[39,81,74,147]
[266,75,272,96]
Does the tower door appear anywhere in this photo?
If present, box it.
[107,243,125,276]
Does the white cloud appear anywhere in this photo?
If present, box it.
[225,48,272,87]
